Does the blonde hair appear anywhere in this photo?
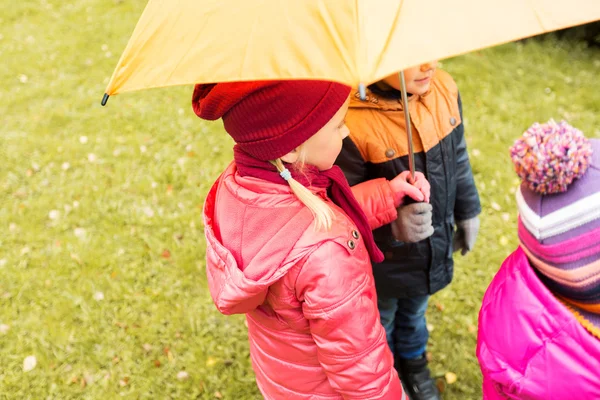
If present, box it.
[270,156,334,231]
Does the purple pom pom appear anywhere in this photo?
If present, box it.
[510,120,593,194]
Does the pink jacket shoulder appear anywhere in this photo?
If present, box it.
[477,247,600,399]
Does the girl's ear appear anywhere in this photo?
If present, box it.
[280,149,299,164]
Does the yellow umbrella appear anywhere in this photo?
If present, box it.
[101,0,599,179]
[103,0,600,101]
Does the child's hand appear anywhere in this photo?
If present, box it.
[389,171,431,206]
[453,217,480,256]
[391,203,434,243]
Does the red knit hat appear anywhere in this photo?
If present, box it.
[192,80,351,161]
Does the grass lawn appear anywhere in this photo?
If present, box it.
[1,1,599,398]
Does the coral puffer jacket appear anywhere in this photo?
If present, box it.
[477,247,600,399]
[203,163,405,399]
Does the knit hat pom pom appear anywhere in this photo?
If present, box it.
[510,119,593,194]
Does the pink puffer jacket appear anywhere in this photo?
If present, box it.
[477,247,600,399]
[203,163,405,399]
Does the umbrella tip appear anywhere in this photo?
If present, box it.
[101,93,110,106]
[358,83,366,100]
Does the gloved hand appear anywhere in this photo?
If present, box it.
[389,171,431,207]
[391,203,434,243]
[453,216,480,256]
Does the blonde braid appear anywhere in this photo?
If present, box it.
[270,158,333,231]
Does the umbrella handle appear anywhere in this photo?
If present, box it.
[399,71,415,184]
[358,83,366,100]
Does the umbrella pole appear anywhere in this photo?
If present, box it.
[399,71,415,184]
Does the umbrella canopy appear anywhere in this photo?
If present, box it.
[104,0,600,99]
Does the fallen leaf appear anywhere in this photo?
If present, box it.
[166,185,173,195]
[426,323,434,332]
[177,371,189,380]
[435,302,444,312]
[425,352,433,362]
[110,271,118,279]
[70,253,83,265]
[435,377,447,393]
[161,249,171,259]
[119,377,129,387]
[142,343,152,353]
[468,325,477,333]
[214,392,223,399]
[445,372,458,385]
[84,373,94,386]
[114,322,127,330]
[154,360,161,368]
[23,355,37,372]
[206,357,217,367]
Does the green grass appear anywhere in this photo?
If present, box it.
[1,1,599,398]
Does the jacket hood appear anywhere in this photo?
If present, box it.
[203,163,315,315]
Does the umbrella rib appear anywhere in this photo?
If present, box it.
[238,14,262,80]
[163,4,212,86]
[368,0,405,80]
[525,0,548,33]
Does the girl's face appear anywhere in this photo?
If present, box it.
[382,61,438,96]
[283,98,350,171]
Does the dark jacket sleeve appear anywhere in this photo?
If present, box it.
[336,137,368,186]
[453,93,481,221]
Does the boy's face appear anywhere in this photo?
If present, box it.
[382,61,438,96]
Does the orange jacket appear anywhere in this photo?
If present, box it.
[336,69,481,297]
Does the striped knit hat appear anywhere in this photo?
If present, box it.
[511,120,600,339]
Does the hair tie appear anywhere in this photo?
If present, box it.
[279,168,292,181]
